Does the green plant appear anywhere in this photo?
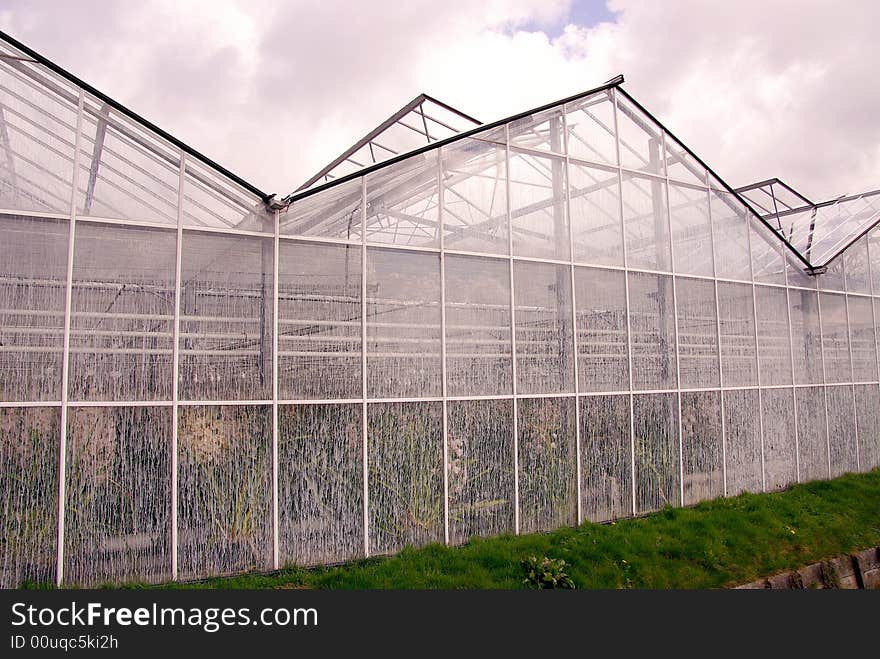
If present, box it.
[521,555,576,589]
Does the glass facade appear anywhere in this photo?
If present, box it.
[1,37,879,588]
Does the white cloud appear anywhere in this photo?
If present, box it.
[1,0,877,200]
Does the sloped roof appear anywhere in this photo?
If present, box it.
[0,29,876,271]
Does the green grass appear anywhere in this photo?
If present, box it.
[141,469,880,590]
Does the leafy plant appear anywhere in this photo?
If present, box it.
[521,555,576,589]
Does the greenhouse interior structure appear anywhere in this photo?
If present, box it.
[1,29,879,588]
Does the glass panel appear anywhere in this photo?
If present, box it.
[819,292,851,383]
[633,393,680,513]
[681,391,723,506]
[69,223,176,401]
[796,386,828,482]
[64,406,171,586]
[365,151,440,248]
[0,406,59,587]
[444,255,511,396]
[447,399,515,544]
[366,248,440,398]
[750,222,786,285]
[869,226,880,293]
[440,130,508,255]
[615,95,664,176]
[509,148,569,259]
[569,163,622,266]
[710,189,752,281]
[664,137,706,187]
[788,288,823,385]
[367,401,443,554]
[179,231,274,401]
[843,236,870,294]
[621,171,670,271]
[717,282,757,387]
[280,176,362,241]
[278,404,362,566]
[819,257,845,292]
[574,266,628,392]
[513,261,574,394]
[628,272,676,390]
[761,388,797,491]
[855,384,880,471]
[847,296,877,382]
[580,394,632,522]
[517,397,577,533]
[724,389,763,495]
[754,285,793,385]
[0,61,77,214]
[77,106,179,224]
[826,386,857,477]
[669,182,712,276]
[508,105,565,155]
[182,159,268,232]
[676,277,719,389]
[277,241,361,399]
[178,405,272,579]
[0,215,68,401]
[564,90,617,166]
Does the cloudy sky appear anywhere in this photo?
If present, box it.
[1,1,877,200]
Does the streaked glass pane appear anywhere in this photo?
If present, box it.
[278,241,361,399]
[676,277,719,389]
[574,266,628,392]
[580,394,632,522]
[826,385,857,477]
[717,281,757,386]
[517,396,577,533]
[628,272,676,390]
[724,389,762,495]
[367,401,443,554]
[366,248,440,398]
[178,405,272,579]
[445,255,512,396]
[179,231,274,401]
[278,404,362,566]
[0,406,59,587]
[514,261,574,394]
[754,285,792,385]
[633,393,680,513]
[447,399,515,544]
[819,292,851,383]
[669,182,712,276]
[788,288,823,385]
[69,223,176,401]
[564,90,617,166]
[0,215,68,401]
[761,388,797,491]
[681,391,723,505]
[796,386,828,482]
[64,406,171,585]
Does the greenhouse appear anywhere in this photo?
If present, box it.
[1,29,879,588]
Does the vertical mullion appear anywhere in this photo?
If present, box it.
[746,204,767,492]
[55,88,84,587]
[271,207,280,569]
[562,109,582,526]
[706,173,727,497]
[844,290,859,470]
[360,176,369,557]
[662,133,684,507]
[170,152,185,581]
[784,261,801,483]
[816,288,832,478]
[438,150,450,545]
[612,90,637,517]
[506,124,519,535]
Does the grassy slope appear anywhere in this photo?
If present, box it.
[150,469,880,590]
